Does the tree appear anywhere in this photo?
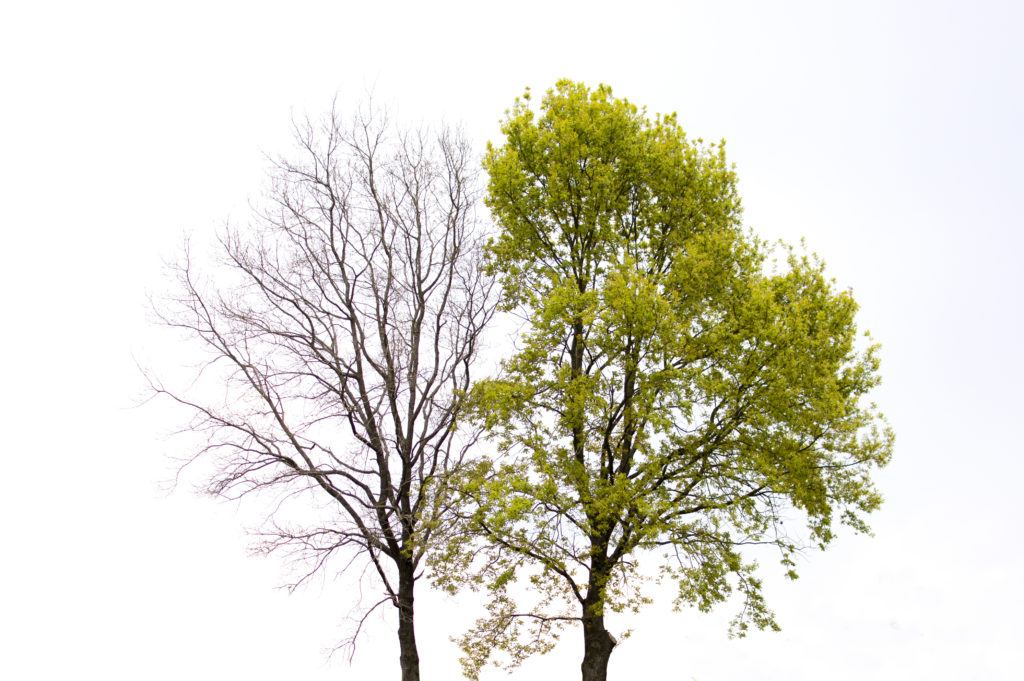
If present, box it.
[153,107,495,681]
[434,81,893,681]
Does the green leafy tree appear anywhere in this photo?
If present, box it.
[433,81,893,681]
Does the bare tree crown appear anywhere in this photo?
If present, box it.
[155,108,495,652]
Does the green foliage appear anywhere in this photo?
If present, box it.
[433,80,893,676]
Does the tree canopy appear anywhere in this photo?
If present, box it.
[434,80,893,681]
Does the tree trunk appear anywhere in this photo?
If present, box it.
[580,597,616,681]
[397,561,420,681]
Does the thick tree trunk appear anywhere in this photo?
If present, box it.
[580,597,616,681]
[397,562,420,681]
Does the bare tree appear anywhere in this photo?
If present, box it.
[152,107,496,681]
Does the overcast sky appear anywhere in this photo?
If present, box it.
[2,1,1021,679]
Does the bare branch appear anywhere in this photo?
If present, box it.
[151,104,497,671]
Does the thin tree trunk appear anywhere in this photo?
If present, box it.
[397,561,420,681]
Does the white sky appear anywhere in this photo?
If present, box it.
[2,1,1021,679]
